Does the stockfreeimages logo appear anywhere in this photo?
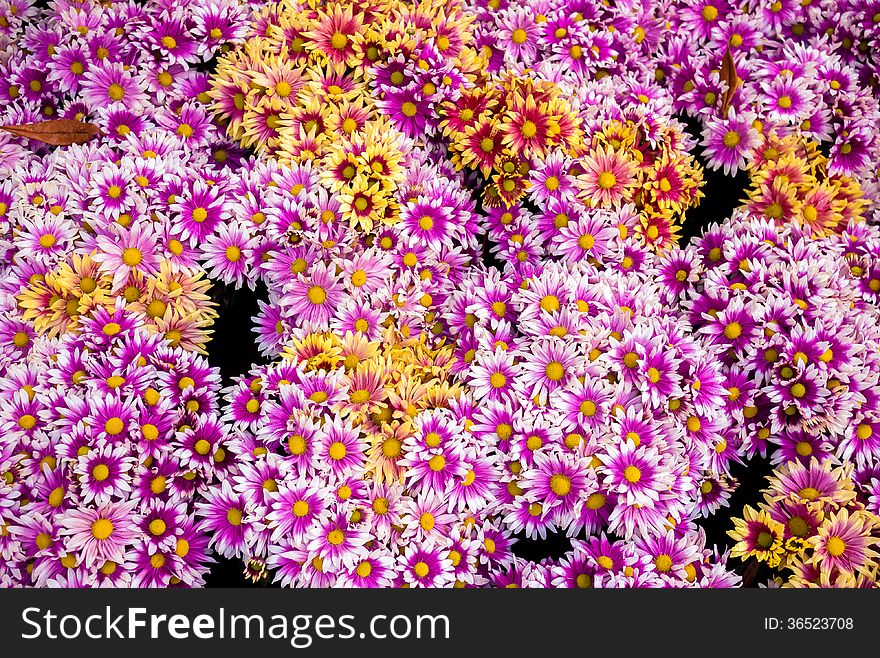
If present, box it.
[21,607,450,647]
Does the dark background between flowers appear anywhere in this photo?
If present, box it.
[200,115,774,587]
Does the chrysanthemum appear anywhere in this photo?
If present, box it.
[467,348,518,403]
[701,111,760,176]
[282,262,344,331]
[810,509,879,577]
[401,543,455,588]
[201,220,255,288]
[337,550,396,588]
[576,145,637,208]
[516,337,581,405]
[266,478,328,544]
[306,512,369,571]
[553,210,620,263]
[601,441,671,509]
[766,459,856,508]
[316,416,367,478]
[303,4,363,66]
[195,481,250,560]
[93,223,160,292]
[57,499,140,568]
[81,61,148,110]
[728,505,786,567]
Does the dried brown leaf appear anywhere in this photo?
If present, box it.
[719,47,741,116]
[0,119,100,147]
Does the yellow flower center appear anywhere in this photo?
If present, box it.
[825,536,846,557]
[799,487,820,501]
[308,285,327,304]
[788,517,809,537]
[545,361,565,381]
[122,247,142,267]
[226,508,243,526]
[795,441,812,456]
[550,474,571,496]
[655,554,673,572]
[91,519,114,540]
[597,171,617,189]
[624,465,641,483]
[104,417,124,436]
[328,441,347,461]
[330,32,348,50]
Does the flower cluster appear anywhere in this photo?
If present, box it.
[662,0,880,194]
[206,0,487,355]
[669,213,880,483]
[470,528,741,588]
[2,0,880,591]
[451,2,708,256]
[209,0,483,158]
[224,150,483,360]
[741,132,867,237]
[0,0,259,588]
[201,329,501,587]
[0,308,230,587]
[0,0,262,355]
[445,256,740,563]
[729,458,880,587]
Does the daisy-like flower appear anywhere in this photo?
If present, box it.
[516,337,581,405]
[701,111,760,176]
[554,210,620,263]
[306,513,369,571]
[266,478,328,544]
[316,416,367,479]
[762,73,815,124]
[170,179,228,246]
[601,442,671,509]
[766,459,856,508]
[93,223,160,292]
[201,221,256,288]
[338,550,396,588]
[303,4,363,66]
[728,505,787,567]
[467,348,518,403]
[576,145,637,208]
[520,448,590,523]
[75,443,134,505]
[400,543,455,588]
[57,499,140,568]
[81,61,148,110]
[195,481,250,560]
[282,262,343,331]
[810,509,879,578]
